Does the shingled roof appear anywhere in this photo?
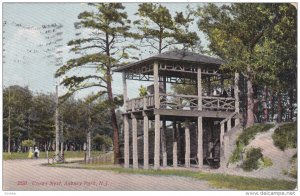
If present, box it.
[114,49,224,72]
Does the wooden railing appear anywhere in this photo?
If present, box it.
[86,152,113,164]
[126,95,154,111]
[159,94,198,110]
[48,153,64,164]
[202,96,235,111]
[126,94,235,112]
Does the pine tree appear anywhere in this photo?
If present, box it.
[135,3,200,54]
[55,3,138,163]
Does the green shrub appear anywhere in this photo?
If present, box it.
[93,134,113,151]
[242,148,263,171]
[262,156,273,168]
[229,142,244,163]
[288,155,297,179]
[21,139,35,147]
[289,161,297,178]
[138,85,147,97]
[257,156,273,168]
[272,122,297,150]
[229,124,274,164]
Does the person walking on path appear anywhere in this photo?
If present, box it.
[34,147,40,159]
[28,147,33,159]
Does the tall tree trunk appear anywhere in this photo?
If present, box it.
[55,84,60,158]
[270,90,275,121]
[60,118,64,156]
[277,92,282,123]
[87,130,91,158]
[243,80,247,127]
[8,106,11,154]
[105,32,119,164]
[246,77,255,128]
[289,88,294,121]
[107,76,120,164]
[87,108,91,159]
[262,85,269,122]
[159,29,162,54]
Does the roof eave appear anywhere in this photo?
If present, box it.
[113,58,223,73]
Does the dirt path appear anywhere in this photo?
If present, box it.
[3,159,217,191]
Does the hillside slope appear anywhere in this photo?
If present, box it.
[216,123,296,181]
[246,124,296,180]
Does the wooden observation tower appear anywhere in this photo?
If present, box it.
[114,50,240,170]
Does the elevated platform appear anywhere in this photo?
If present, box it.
[124,108,240,121]
[124,93,238,121]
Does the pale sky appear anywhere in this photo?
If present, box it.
[3,2,208,99]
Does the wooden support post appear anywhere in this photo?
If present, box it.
[185,121,190,168]
[132,115,138,169]
[234,72,240,125]
[122,72,128,110]
[161,123,167,167]
[197,68,203,169]
[220,123,224,147]
[153,61,161,170]
[224,135,230,163]
[172,121,178,168]
[143,98,149,169]
[228,118,231,131]
[154,61,160,109]
[124,114,129,168]
[197,68,202,110]
[197,117,203,169]
[143,115,149,169]
[220,123,225,168]
[154,114,160,170]
[207,76,211,96]
[161,75,167,167]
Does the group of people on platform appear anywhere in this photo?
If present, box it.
[143,84,234,98]
[210,87,234,98]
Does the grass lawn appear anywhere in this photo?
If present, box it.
[50,163,297,190]
[3,151,104,160]
[272,122,297,150]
